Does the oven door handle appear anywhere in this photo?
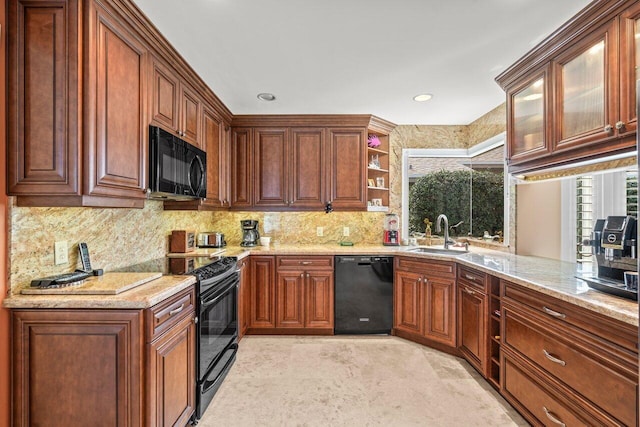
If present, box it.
[202,343,238,394]
[201,280,238,309]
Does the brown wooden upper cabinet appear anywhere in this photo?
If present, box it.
[496,0,640,173]
[8,0,148,207]
[150,57,203,148]
[163,106,231,211]
[229,116,393,211]
[7,0,233,208]
[327,128,367,210]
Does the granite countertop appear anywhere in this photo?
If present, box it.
[5,242,638,326]
[223,243,638,326]
[3,274,196,309]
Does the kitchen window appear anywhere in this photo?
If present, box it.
[402,133,508,243]
[561,167,638,271]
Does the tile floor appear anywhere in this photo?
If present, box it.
[199,336,529,426]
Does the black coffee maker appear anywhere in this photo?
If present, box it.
[241,220,260,247]
[582,215,637,300]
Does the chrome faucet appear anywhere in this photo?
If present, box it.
[436,214,454,249]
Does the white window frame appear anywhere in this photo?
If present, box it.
[401,132,508,244]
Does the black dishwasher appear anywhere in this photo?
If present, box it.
[334,256,394,334]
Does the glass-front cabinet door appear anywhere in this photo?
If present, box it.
[507,68,551,163]
[553,19,617,151]
[618,2,640,137]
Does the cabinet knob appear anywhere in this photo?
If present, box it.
[604,124,614,133]
[615,121,625,130]
[300,273,304,278]
[306,273,310,278]
[144,188,151,194]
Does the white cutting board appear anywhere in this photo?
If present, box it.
[21,272,162,295]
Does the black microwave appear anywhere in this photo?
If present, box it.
[148,125,207,200]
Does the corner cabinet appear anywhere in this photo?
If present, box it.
[393,256,457,350]
[366,132,391,211]
[496,0,640,173]
[11,286,197,427]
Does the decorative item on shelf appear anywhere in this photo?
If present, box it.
[368,178,375,187]
[372,198,382,207]
[369,154,380,169]
[367,134,381,148]
[376,177,385,188]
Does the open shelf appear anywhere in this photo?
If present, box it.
[488,276,502,391]
[367,130,390,210]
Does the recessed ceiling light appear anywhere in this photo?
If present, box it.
[413,94,433,102]
[257,93,276,101]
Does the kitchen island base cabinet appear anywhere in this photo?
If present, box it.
[11,287,197,427]
[393,257,457,353]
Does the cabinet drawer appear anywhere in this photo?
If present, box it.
[503,306,637,426]
[276,256,334,270]
[146,287,195,342]
[395,257,455,278]
[457,266,487,291]
[502,281,638,353]
[502,353,615,426]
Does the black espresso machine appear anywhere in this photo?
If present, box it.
[581,215,638,300]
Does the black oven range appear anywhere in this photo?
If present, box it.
[118,255,239,423]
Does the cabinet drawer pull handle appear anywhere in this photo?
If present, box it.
[542,306,566,319]
[464,274,476,281]
[543,349,566,366]
[542,406,566,426]
[169,304,184,316]
[604,124,613,133]
[463,287,475,295]
[300,261,312,265]
[615,121,625,130]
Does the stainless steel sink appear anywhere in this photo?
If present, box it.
[404,246,469,256]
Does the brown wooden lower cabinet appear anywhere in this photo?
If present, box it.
[248,255,277,329]
[11,287,196,427]
[456,265,491,378]
[247,255,334,334]
[501,352,614,426]
[238,258,250,340]
[457,282,487,375]
[393,256,456,351]
[147,313,196,426]
[501,281,638,426]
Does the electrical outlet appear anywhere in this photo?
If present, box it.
[54,241,68,265]
[316,227,324,237]
[343,227,350,237]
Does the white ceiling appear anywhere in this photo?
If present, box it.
[133,0,591,125]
